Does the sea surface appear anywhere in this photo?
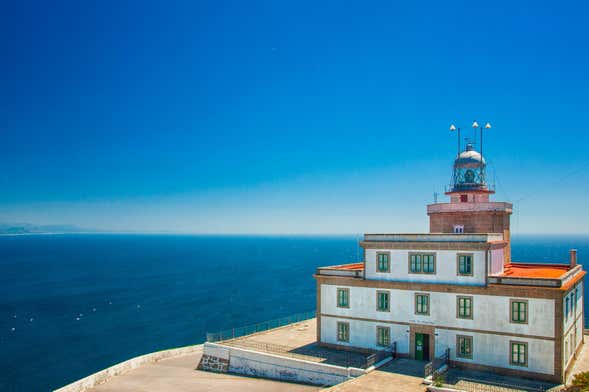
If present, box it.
[0,234,588,391]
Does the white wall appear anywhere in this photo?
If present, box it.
[321,316,410,354]
[563,282,584,370]
[320,314,556,376]
[321,284,555,338]
[364,249,486,286]
[436,329,555,375]
[203,342,365,386]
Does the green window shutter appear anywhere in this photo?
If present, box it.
[459,297,472,318]
[511,301,526,323]
[416,294,428,314]
[378,292,389,311]
[424,255,434,273]
[378,254,389,272]
[337,289,349,307]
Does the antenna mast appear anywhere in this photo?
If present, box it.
[450,124,460,155]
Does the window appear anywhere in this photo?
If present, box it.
[409,253,436,274]
[566,297,570,320]
[574,288,578,312]
[376,326,390,347]
[377,291,390,312]
[510,342,527,366]
[510,300,528,324]
[377,252,390,273]
[456,335,473,359]
[457,296,473,319]
[337,288,349,308]
[457,254,473,276]
[460,194,468,202]
[410,254,421,273]
[415,293,430,315]
[453,225,464,233]
[423,255,435,273]
[337,322,350,342]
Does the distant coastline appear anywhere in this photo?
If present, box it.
[0,223,99,236]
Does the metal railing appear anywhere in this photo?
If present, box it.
[447,377,551,392]
[425,348,450,378]
[205,310,315,342]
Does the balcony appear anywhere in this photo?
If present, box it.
[426,202,513,214]
[363,233,504,243]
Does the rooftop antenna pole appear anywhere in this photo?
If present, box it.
[450,124,460,155]
[482,122,491,161]
[472,120,479,150]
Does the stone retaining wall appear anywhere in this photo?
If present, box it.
[53,344,202,392]
[199,342,367,386]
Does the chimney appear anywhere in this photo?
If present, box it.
[570,249,577,267]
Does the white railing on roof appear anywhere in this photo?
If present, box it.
[363,233,503,243]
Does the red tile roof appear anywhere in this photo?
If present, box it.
[328,263,364,271]
[499,263,571,279]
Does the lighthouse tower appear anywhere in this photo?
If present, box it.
[427,123,513,262]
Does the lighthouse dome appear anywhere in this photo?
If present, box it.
[454,144,485,168]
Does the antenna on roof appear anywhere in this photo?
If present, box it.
[449,123,460,156]
[472,120,479,149]
[481,122,491,162]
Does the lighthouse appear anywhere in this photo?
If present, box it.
[313,121,584,383]
[428,122,513,263]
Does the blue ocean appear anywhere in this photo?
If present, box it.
[0,234,587,391]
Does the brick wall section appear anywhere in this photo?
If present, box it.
[428,211,511,262]
[198,354,229,373]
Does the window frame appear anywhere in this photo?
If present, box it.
[376,252,391,273]
[376,326,391,347]
[510,299,528,324]
[509,341,528,367]
[376,290,390,312]
[456,335,473,359]
[408,252,436,275]
[415,293,430,316]
[457,253,474,276]
[336,288,350,309]
[457,296,473,320]
[337,321,350,342]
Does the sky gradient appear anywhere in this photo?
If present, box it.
[1,0,588,234]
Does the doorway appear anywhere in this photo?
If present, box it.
[415,333,430,360]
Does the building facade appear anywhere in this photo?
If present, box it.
[314,143,585,383]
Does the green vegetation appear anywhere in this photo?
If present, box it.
[432,373,445,387]
[567,372,589,391]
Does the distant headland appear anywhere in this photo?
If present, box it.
[0,223,98,235]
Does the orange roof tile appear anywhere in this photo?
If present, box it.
[499,263,570,279]
[561,270,586,292]
[328,263,364,271]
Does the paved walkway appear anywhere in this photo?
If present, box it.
[444,367,558,392]
[325,358,427,392]
[88,346,319,392]
[568,338,589,384]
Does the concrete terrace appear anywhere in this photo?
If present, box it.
[221,318,374,368]
[76,323,589,392]
[86,345,319,392]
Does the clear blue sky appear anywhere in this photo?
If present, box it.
[1,0,588,234]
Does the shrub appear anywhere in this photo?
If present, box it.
[432,373,445,387]
[567,371,589,391]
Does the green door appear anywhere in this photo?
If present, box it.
[415,333,424,360]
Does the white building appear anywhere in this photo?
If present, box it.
[314,141,585,383]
